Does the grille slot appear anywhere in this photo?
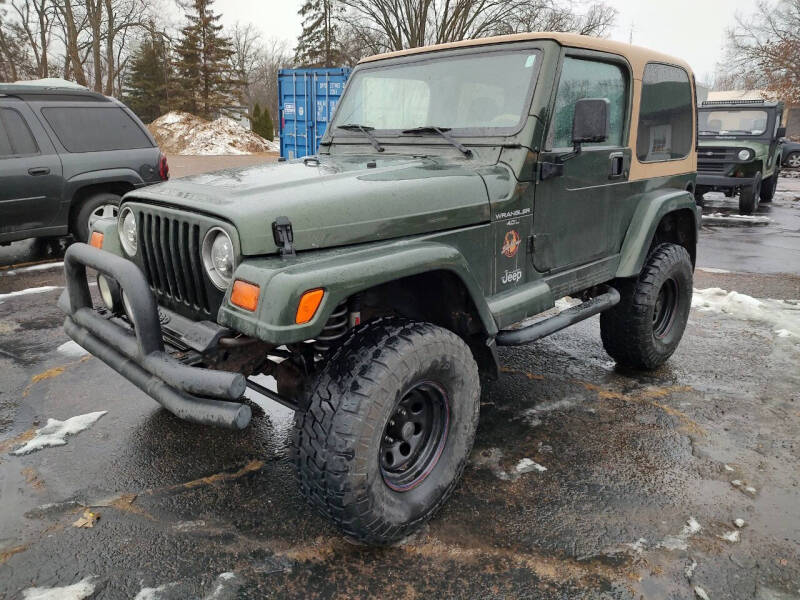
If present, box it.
[137,210,211,316]
[697,161,727,173]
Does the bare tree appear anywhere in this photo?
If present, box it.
[10,0,54,77]
[248,37,292,118]
[722,0,800,101]
[337,0,617,63]
[229,21,261,101]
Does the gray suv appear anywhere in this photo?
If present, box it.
[0,83,166,244]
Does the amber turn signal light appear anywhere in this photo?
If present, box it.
[89,231,104,248]
[296,289,324,324]
[231,280,260,312]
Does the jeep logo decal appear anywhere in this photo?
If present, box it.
[501,268,523,285]
[501,230,521,258]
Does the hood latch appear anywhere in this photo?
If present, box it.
[272,216,296,257]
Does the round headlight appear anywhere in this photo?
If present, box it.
[118,207,138,255]
[738,149,752,161]
[202,228,235,290]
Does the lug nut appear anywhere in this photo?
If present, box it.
[384,435,394,444]
[398,408,407,417]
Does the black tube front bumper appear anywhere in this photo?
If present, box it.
[60,243,251,429]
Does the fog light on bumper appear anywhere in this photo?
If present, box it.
[97,274,122,313]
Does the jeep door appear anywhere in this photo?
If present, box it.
[0,100,63,238]
[532,52,632,273]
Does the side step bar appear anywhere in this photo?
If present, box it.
[495,287,621,346]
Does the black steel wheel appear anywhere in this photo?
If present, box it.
[601,243,693,370]
[380,381,449,492]
[292,318,480,545]
[652,278,679,339]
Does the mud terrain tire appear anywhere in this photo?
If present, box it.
[600,243,693,370]
[760,173,777,203]
[739,174,761,214]
[292,318,480,545]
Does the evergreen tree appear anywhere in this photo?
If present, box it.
[294,0,343,67]
[251,102,274,141]
[124,32,173,123]
[173,0,237,119]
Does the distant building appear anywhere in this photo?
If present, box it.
[707,90,800,139]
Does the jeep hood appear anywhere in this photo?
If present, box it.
[127,154,492,255]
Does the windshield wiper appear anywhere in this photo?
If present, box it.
[337,124,384,152]
[698,130,720,135]
[401,126,473,157]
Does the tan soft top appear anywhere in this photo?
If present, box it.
[359,32,693,78]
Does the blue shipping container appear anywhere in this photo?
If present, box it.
[278,67,351,160]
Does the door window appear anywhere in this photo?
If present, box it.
[41,106,153,152]
[547,56,627,150]
[0,108,39,157]
[637,63,693,162]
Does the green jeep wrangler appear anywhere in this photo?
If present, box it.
[61,33,700,544]
[696,99,785,214]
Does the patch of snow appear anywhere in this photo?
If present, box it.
[148,111,277,156]
[0,285,62,302]
[695,586,710,600]
[627,538,647,554]
[697,267,732,274]
[22,578,95,600]
[12,411,107,455]
[0,261,63,277]
[528,398,579,413]
[56,340,88,357]
[554,296,582,311]
[514,458,547,473]
[702,212,771,225]
[658,517,701,551]
[723,464,735,472]
[734,518,745,528]
[133,583,181,600]
[203,572,242,599]
[775,329,793,338]
[692,288,800,339]
[685,559,698,580]
[720,530,740,543]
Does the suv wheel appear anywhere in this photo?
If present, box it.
[786,152,800,169]
[600,243,693,370]
[292,318,480,545]
[760,173,778,203]
[738,174,761,214]
[72,192,121,242]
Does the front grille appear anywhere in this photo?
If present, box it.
[136,209,212,317]
[697,161,727,173]
[698,147,736,160]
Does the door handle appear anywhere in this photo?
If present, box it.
[608,152,624,180]
[28,167,50,176]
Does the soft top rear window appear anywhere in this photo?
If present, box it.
[41,106,153,152]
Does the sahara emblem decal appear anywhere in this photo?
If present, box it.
[501,230,521,258]
[501,268,523,285]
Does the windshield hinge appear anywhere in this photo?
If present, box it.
[272,216,296,257]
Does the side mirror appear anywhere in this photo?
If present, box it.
[777,126,787,138]
[572,98,610,145]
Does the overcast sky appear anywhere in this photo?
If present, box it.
[213,0,760,83]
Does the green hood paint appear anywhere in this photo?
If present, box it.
[125,154,492,256]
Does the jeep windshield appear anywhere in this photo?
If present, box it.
[330,49,541,137]
[698,109,769,136]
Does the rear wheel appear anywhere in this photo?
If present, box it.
[601,243,693,370]
[760,172,778,203]
[71,192,121,242]
[739,174,761,214]
[292,318,480,545]
[785,152,800,169]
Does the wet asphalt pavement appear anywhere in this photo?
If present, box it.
[0,165,798,599]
